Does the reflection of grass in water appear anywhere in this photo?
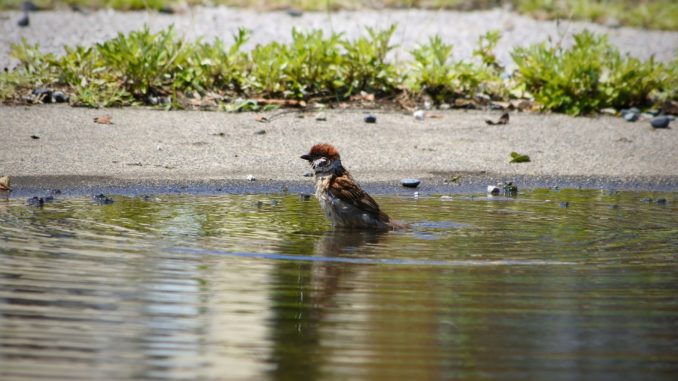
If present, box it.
[1,190,675,264]
[3,1,677,30]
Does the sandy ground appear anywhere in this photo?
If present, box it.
[1,105,677,193]
[1,6,677,70]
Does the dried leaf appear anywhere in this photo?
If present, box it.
[486,112,509,125]
[94,115,113,125]
[0,176,10,191]
[254,99,306,108]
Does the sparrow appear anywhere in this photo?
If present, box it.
[301,143,401,231]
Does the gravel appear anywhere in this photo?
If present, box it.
[2,6,677,69]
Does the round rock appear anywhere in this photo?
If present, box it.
[400,178,421,188]
[364,115,377,124]
[623,112,639,122]
[650,115,670,128]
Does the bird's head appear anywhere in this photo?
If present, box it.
[301,144,342,173]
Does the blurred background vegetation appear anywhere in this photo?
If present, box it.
[2,1,677,31]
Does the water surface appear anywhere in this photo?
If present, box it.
[1,189,677,380]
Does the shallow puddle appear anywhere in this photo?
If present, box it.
[1,189,677,380]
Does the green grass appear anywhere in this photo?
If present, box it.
[2,1,677,31]
[1,25,676,115]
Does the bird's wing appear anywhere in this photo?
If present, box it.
[329,174,390,222]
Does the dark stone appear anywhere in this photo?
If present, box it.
[27,196,44,207]
[254,129,266,135]
[299,193,312,201]
[650,115,670,128]
[52,91,69,103]
[559,201,569,208]
[18,14,29,27]
[364,115,377,124]
[656,198,667,205]
[287,8,303,17]
[93,194,114,205]
[146,94,159,105]
[30,135,39,139]
[400,178,421,188]
[623,112,639,122]
[502,182,518,196]
[32,88,52,97]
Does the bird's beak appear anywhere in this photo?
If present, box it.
[300,154,311,161]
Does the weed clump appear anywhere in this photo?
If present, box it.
[512,30,673,115]
[1,25,676,116]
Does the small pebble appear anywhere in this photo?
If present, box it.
[609,204,619,209]
[650,115,670,128]
[303,172,314,177]
[32,88,51,97]
[640,197,653,203]
[400,178,421,188]
[299,193,311,201]
[364,115,377,124]
[52,91,68,103]
[158,6,175,14]
[287,8,303,17]
[146,94,159,105]
[30,135,39,139]
[93,194,114,204]
[621,107,640,116]
[247,175,256,181]
[413,110,425,121]
[623,112,639,122]
[18,14,29,27]
[487,185,501,195]
[254,129,266,135]
[27,196,44,207]
[315,112,327,121]
[656,198,667,205]
[559,202,570,208]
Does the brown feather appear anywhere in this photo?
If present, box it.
[329,172,391,223]
[308,143,341,160]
